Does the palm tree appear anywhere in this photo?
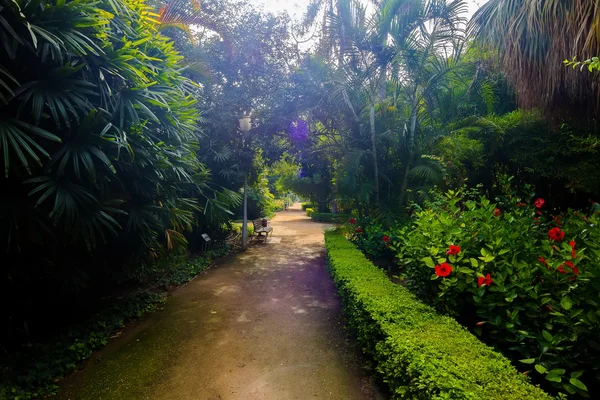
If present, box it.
[0,0,226,265]
[376,0,467,205]
[318,0,467,206]
[470,0,600,120]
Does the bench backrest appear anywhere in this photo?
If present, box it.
[252,219,265,230]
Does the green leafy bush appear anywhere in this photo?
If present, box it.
[310,212,349,223]
[305,207,315,217]
[271,199,286,213]
[1,0,236,349]
[325,230,550,399]
[390,183,600,397]
[346,217,401,260]
[301,202,314,211]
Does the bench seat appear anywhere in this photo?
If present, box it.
[252,219,273,242]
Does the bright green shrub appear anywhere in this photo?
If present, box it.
[271,199,286,213]
[324,230,550,399]
[391,184,600,396]
[305,207,315,217]
[310,212,349,223]
[301,202,314,211]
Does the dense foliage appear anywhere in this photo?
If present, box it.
[325,230,550,399]
[3,0,600,398]
[0,0,215,346]
[395,186,600,397]
[350,181,600,397]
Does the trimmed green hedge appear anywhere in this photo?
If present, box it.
[310,212,349,223]
[324,230,551,400]
[301,202,314,211]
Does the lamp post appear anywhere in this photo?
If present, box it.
[239,114,252,249]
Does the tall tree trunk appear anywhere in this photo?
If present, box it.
[398,93,419,206]
[370,102,380,203]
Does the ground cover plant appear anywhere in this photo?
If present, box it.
[0,245,230,399]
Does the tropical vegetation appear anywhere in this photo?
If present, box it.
[2,0,600,398]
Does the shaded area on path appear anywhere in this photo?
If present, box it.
[58,204,384,400]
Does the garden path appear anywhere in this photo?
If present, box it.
[58,204,383,400]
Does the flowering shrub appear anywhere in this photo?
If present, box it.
[346,217,398,260]
[388,185,600,397]
[325,230,551,399]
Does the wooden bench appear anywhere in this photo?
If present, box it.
[252,219,273,242]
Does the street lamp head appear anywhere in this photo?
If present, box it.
[239,114,252,133]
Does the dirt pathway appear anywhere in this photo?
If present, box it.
[58,204,384,400]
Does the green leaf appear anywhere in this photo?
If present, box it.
[535,364,547,374]
[560,296,572,311]
[458,267,474,274]
[519,358,536,364]
[546,373,562,383]
[587,310,598,322]
[422,257,435,268]
[569,378,587,391]
[542,330,553,342]
[470,258,478,268]
[548,369,566,376]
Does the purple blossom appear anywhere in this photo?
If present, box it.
[288,119,309,142]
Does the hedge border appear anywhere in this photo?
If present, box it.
[324,230,552,400]
[310,212,349,223]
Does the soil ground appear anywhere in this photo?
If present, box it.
[57,204,385,400]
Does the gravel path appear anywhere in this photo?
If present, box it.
[58,204,384,400]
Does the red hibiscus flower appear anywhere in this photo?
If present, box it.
[569,240,577,259]
[534,198,545,209]
[383,235,390,243]
[356,227,363,233]
[446,244,461,256]
[537,210,543,215]
[548,227,565,242]
[571,265,580,275]
[564,260,579,275]
[349,218,356,225]
[557,264,568,274]
[435,263,453,277]
[494,208,501,217]
[538,256,548,266]
[477,273,493,287]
